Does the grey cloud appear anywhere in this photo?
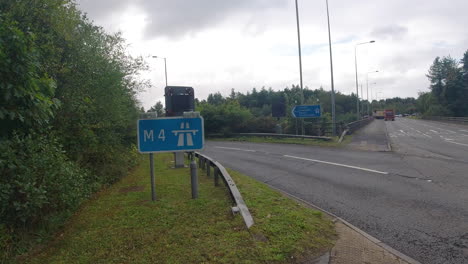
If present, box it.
[371,25,408,40]
[76,0,132,20]
[76,0,288,39]
[140,0,288,39]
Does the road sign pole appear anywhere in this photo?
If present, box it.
[190,153,198,199]
[149,153,156,201]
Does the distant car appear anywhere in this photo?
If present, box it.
[396,114,402,117]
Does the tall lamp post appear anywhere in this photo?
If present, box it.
[354,40,375,120]
[294,0,304,135]
[325,0,336,136]
[366,70,379,116]
[369,82,377,115]
[152,56,168,87]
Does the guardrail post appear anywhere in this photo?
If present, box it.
[206,160,211,177]
[214,167,220,186]
[190,156,198,199]
[198,155,202,167]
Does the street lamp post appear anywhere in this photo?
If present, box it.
[325,0,336,137]
[354,40,375,120]
[294,0,304,135]
[366,70,379,116]
[369,82,377,114]
[152,56,168,87]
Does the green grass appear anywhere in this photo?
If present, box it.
[210,136,353,147]
[22,154,336,264]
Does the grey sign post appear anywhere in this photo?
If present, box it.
[137,112,204,201]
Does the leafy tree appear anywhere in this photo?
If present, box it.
[0,16,58,136]
[0,0,146,259]
[148,101,165,117]
[423,51,468,116]
[207,92,225,105]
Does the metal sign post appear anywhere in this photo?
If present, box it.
[190,153,198,199]
[137,113,204,201]
[149,153,156,201]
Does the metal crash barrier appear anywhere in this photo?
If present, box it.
[190,152,254,229]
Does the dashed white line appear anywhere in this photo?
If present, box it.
[283,155,389,175]
[446,141,468,147]
[215,146,256,152]
[430,130,439,134]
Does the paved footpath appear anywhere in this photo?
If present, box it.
[347,119,391,152]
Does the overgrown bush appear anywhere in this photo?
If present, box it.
[0,132,96,228]
[0,0,146,259]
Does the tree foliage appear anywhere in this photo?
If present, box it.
[147,101,165,117]
[422,52,468,116]
[0,0,146,258]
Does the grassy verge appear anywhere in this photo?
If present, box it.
[22,154,335,264]
[210,135,353,147]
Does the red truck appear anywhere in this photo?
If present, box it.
[384,109,395,121]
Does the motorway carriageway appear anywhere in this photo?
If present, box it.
[201,118,468,264]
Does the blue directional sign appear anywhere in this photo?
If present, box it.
[292,105,321,118]
[137,117,204,153]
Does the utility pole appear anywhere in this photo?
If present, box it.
[354,40,375,120]
[294,0,304,135]
[325,0,336,136]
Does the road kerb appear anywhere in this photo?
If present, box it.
[264,183,421,264]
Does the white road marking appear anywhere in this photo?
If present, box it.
[420,123,456,133]
[399,129,408,135]
[430,130,439,134]
[460,130,468,133]
[412,128,432,138]
[215,146,256,152]
[446,141,468,147]
[283,155,389,175]
[445,138,454,141]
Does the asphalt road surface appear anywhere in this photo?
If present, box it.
[201,118,468,264]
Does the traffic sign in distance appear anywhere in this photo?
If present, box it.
[138,117,204,153]
[292,105,321,118]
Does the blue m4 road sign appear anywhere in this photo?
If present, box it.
[137,117,204,153]
[292,105,321,118]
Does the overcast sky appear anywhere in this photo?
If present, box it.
[76,0,468,110]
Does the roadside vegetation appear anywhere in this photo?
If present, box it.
[22,154,336,263]
[210,135,353,147]
[0,0,146,260]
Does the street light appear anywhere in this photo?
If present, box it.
[152,56,168,87]
[369,82,377,114]
[325,0,336,136]
[366,70,379,116]
[354,40,375,120]
[294,0,304,135]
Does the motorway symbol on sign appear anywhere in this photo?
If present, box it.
[138,117,204,153]
[292,105,321,118]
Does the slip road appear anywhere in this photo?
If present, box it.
[201,118,468,264]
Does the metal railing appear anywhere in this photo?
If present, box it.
[235,133,331,141]
[191,152,254,229]
[422,116,468,125]
[345,117,374,134]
